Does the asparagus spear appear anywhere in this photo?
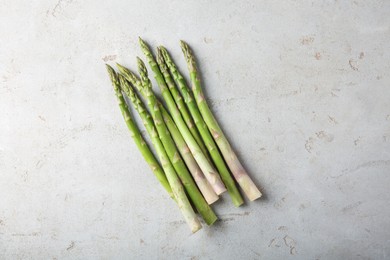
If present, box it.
[105,64,173,199]
[116,63,218,205]
[159,47,244,206]
[180,41,262,201]
[155,47,209,161]
[132,59,218,225]
[139,37,227,195]
[107,65,201,232]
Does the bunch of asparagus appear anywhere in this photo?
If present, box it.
[106,38,262,233]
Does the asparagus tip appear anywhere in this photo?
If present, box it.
[116,62,129,75]
[118,73,131,94]
[106,64,121,93]
[159,46,166,58]
[115,63,125,73]
[136,56,143,65]
[159,47,176,70]
[138,37,151,54]
[180,40,190,57]
[156,47,169,74]
[117,72,124,82]
[105,63,113,72]
[180,40,190,52]
[105,64,116,80]
[117,73,124,85]
[180,40,196,72]
[156,46,163,60]
[136,57,148,78]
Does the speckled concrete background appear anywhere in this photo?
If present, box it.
[1,0,389,259]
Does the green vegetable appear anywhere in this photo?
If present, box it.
[105,64,173,199]
[135,58,218,225]
[116,63,219,205]
[159,47,244,206]
[139,37,227,195]
[155,47,209,161]
[180,41,262,201]
[116,72,202,233]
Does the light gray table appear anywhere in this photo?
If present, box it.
[1,0,389,259]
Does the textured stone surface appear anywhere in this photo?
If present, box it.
[1,0,389,259]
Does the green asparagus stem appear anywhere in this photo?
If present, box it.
[116,73,202,233]
[134,59,218,225]
[159,47,244,206]
[105,64,173,199]
[162,113,219,205]
[156,47,209,161]
[139,37,227,195]
[116,63,219,205]
[180,41,262,201]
